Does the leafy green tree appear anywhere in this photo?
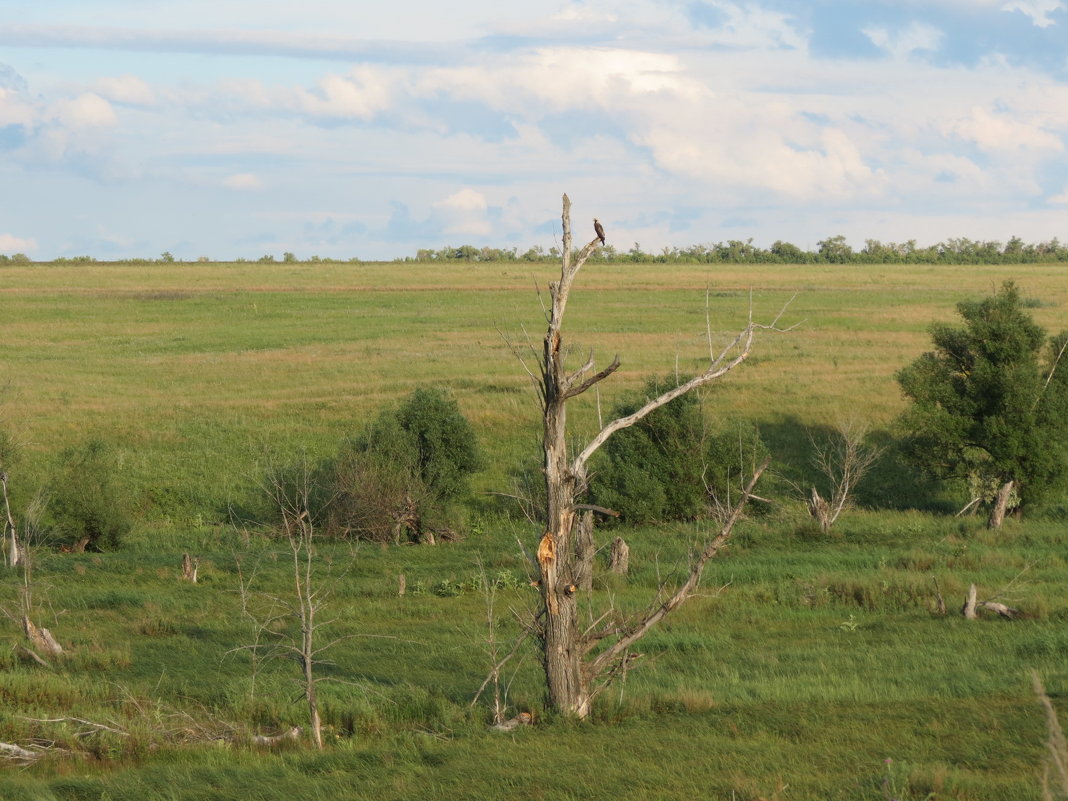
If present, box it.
[896,282,1068,527]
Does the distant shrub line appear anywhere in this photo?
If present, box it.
[6,234,1068,265]
[405,236,1068,265]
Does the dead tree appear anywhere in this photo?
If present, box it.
[806,418,882,532]
[529,194,787,717]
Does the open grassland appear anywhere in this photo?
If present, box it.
[3,259,1067,522]
[1,260,1068,799]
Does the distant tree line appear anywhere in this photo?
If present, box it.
[403,236,1068,265]
[6,235,1068,266]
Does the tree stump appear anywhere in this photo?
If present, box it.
[962,583,978,619]
[609,536,629,575]
[181,553,199,583]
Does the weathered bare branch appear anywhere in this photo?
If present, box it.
[562,356,621,401]
[574,323,759,474]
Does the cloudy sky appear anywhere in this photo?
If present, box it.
[1,0,1067,260]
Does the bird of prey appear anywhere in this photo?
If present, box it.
[593,218,606,245]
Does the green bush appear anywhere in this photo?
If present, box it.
[589,377,707,523]
[325,388,481,542]
[49,439,132,551]
[589,377,769,524]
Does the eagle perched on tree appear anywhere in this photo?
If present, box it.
[593,218,606,245]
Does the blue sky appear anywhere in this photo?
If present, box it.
[1,0,1067,259]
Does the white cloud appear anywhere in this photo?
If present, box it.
[864,22,944,58]
[296,68,393,119]
[1050,186,1068,203]
[432,188,491,236]
[223,173,263,190]
[0,87,35,127]
[949,106,1062,151]
[54,92,118,128]
[95,74,154,105]
[1001,0,1064,27]
[0,233,36,253]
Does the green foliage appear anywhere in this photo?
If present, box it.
[589,377,706,523]
[325,388,481,541]
[897,282,1068,513]
[49,439,133,550]
[392,387,482,502]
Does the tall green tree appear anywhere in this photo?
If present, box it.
[896,282,1068,527]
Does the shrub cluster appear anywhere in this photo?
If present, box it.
[589,377,769,524]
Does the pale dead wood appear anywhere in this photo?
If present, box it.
[989,479,1015,529]
[181,553,199,583]
[979,600,1020,619]
[490,712,532,732]
[0,741,40,762]
[251,726,302,747]
[531,193,789,717]
[24,716,129,737]
[23,615,63,657]
[962,583,978,619]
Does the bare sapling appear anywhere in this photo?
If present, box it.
[806,418,882,532]
[468,554,526,726]
[521,193,791,717]
[237,454,398,749]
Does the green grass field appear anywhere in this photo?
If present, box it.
[1,260,1067,799]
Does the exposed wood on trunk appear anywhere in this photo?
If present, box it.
[963,583,978,619]
[609,537,629,575]
[988,479,1014,529]
[530,194,787,717]
[23,615,63,657]
[181,553,199,583]
[398,572,406,597]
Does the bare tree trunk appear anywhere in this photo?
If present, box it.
[529,194,786,718]
[609,537,629,575]
[962,583,978,620]
[988,480,1014,529]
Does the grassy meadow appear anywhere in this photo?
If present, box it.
[1,259,1067,799]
